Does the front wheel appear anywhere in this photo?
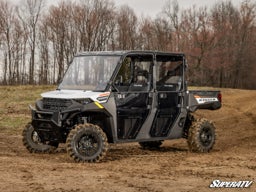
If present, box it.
[187,118,216,152]
[66,123,108,163]
[22,123,58,153]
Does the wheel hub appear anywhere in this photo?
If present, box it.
[77,134,99,156]
[200,128,212,146]
[79,136,94,148]
[32,131,41,144]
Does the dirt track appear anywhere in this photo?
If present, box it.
[0,87,255,192]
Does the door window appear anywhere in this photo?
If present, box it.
[115,54,153,92]
[156,55,183,91]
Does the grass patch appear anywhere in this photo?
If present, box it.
[0,85,55,134]
[0,115,30,134]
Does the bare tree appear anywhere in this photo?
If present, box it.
[116,5,138,50]
[0,1,16,84]
[210,1,241,88]
[45,1,71,83]
[38,18,49,84]
[138,17,154,50]
[163,0,180,51]
[233,0,256,88]
[17,0,45,84]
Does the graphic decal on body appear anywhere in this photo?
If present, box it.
[194,95,218,104]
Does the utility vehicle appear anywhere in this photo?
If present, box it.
[23,51,222,162]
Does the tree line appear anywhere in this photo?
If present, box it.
[0,0,255,89]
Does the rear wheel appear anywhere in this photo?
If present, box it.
[66,123,108,163]
[187,118,215,152]
[139,141,163,149]
[22,123,58,153]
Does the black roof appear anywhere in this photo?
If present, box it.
[76,50,185,57]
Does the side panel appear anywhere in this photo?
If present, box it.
[115,92,151,140]
[134,92,157,139]
[135,94,188,140]
[188,90,222,112]
[149,92,180,137]
[101,96,118,142]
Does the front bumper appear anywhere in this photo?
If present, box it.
[30,98,107,143]
[30,105,63,142]
[30,105,80,142]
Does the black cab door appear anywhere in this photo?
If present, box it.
[149,53,184,137]
[113,53,154,140]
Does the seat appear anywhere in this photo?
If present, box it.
[116,69,151,118]
[129,70,150,92]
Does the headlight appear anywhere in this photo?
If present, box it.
[96,92,110,102]
[74,98,92,105]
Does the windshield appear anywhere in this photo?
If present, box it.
[59,55,120,91]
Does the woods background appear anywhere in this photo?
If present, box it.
[0,0,255,89]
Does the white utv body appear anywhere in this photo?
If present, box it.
[23,51,222,162]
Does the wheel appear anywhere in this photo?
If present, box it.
[139,141,163,149]
[66,123,108,163]
[187,118,215,152]
[22,123,58,153]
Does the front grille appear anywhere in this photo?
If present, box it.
[43,98,72,111]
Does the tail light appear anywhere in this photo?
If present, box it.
[217,93,222,103]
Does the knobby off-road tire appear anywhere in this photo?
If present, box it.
[66,124,108,163]
[139,141,163,149]
[22,123,58,153]
[187,118,215,153]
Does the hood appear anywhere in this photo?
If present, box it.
[41,90,110,103]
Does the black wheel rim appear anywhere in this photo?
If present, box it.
[200,127,213,147]
[75,132,100,157]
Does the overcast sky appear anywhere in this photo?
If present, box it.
[113,0,244,18]
[10,0,245,18]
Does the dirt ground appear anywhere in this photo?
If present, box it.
[0,87,255,192]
